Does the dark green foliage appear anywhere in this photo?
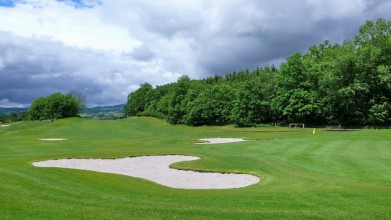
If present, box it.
[232,80,269,127]
[125,83,153,117]
[166,76,193,124]
[125,19,391,127]
[126,68,278,127]
[273,52,322,123]
[184,83,235,126]
[29,92,84,120]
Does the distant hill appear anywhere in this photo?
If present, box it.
[0,107,29,114]
[1,104,125,122]
[80,104,125,120]
[1,104,125,115]
[82,104,125,115]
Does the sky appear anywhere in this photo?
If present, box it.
[0,0,390,107]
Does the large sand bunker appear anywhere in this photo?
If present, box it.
[197,138,246,144]
[32,155,260,189]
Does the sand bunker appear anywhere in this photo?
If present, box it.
[39,138,68,141]
[32,155,259,189]
[197,138,246,144]
[1,124,10,127]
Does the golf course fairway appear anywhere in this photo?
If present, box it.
[1,117,391,219]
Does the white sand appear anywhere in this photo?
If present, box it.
[1,124,10,127]
[39,138,68,141]
[197,138,246,144]
[32,155,260,189]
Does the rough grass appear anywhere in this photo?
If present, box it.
[1,117,391,219]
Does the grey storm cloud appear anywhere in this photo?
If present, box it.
[1,0,391,107]
[129,44,155,61]
[0,32,151,106]
[102,0,391,75]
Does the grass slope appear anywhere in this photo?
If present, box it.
[1,117,390,219]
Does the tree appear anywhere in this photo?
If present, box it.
[29,92,83,120]
[166,76,193,124]
[273,52,322,123]
[184,84,235,126]
[125,83,153,116]
[232,80,269,127]
[69,91,86,112]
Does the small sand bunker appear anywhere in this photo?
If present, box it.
[32,155,259,189]
[1,124,10,127]
[197,138,246,144]
[39,138,68,141]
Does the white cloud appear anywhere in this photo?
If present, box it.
[0,0,140,52]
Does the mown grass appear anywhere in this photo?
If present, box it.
[1,117,390,219]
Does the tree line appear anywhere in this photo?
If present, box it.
[0,112,28,123]
[125,19,391,127]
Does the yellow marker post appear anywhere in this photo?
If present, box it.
[312,128,316,134]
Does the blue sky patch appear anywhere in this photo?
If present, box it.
[0,0,15,7]
[0,0,101,8]
[57,0,102,8]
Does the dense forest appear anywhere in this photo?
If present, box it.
[125,19,391,127]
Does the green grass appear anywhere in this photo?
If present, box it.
[1,117,391,219]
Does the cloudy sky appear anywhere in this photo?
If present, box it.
[0,0,390,107]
